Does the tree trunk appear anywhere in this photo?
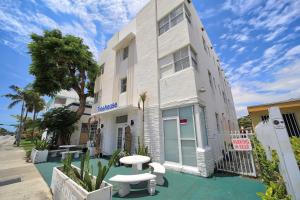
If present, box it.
[75,94,87,121]
[33,109,37,121]
[16,101,25,146]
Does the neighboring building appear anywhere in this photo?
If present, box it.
[248,98,300,137]
[45,90,94,145]
[92,0,238,176]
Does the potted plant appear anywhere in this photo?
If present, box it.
[114,151,129,167]
[31,139,49,163]
[51,150,120,200]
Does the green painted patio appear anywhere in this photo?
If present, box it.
[35,158,265,200]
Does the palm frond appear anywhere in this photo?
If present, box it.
[8,100,22,109]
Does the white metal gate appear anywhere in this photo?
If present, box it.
[212,132,257,177]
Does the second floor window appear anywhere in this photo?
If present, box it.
[123,46,128,60]
[208,70,213,89]
[174,47,189,72]
[120,77,127,93]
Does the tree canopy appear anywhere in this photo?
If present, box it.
[28,29,99,119]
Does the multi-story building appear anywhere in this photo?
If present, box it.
[45,90,94,145]
[92,0,238,177]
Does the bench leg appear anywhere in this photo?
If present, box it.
[61,154,66,160]
[156,173,164,185]
[50,152,57,158]
[118,183,130,197]
[148,179,156,195]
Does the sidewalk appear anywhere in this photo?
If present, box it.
[0,135,52,200]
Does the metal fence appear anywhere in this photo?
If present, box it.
[211,131,257,177]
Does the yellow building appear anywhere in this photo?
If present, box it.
[247,98,300,137]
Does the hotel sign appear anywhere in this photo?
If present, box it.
[232,138,252,151]
[97,102,118,113]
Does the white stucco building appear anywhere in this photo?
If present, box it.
[45,90,94,145]
[92,0,238,176]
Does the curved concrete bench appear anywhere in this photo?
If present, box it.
[149,162,165,185]
[109,173,156,197]
[61,151,82,160]
[49,149,67,157]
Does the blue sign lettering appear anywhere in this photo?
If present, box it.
[97,102,118,113]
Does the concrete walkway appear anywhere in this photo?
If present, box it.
[0,135,52,200]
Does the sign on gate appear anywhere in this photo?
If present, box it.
[232,138,252,151]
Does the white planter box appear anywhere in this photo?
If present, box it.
[31,148,48,163]
[51,166,113,200]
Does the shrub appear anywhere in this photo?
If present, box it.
[290,136,300,167]
[252,137,291,200]
[61,150,120,192]
[135,137,149,156]
[33,139,49,150]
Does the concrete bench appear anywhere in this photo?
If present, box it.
[149,162,165,185]
[109,173,156,197]
[49,149,67,157]
[61,151,82,160]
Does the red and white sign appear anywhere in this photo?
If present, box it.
[231,138,252,151]
[180,119,188,125]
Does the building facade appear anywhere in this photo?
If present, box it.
[248,98,300,137]
[92,0,238,176]
[45,90,94,145]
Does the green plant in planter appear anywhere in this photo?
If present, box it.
[114,151,130,167]
[33,139,49,150]
[135,137,149,156]
[62,150,120,192]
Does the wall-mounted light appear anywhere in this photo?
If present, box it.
[198,87,206,93]
[201,27,205,31]
[187,0,192,3]
[101,124,104,128]
[131,120,134,126]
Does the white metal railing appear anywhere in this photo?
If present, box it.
[210,131,257,177]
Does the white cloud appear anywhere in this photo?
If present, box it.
[0,0,150,57]
[222,0,263,15]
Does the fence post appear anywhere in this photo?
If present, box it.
[256,107,300,199]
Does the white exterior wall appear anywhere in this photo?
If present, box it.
[93,0,238,176]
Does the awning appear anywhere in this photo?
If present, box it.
[112,32,135,51]
[92,104,139,116]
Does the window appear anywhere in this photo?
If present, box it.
[222,91,227,103]
[215,113,220,131]
[99,63,105,75]
[123,46,128,60]
[94,90,101,104]
[120,77,127,93]
[202,36,209,54]
[282,113,300,137]
[81,123,89,133]
[190,48,198,68]
[94,92,99,104]
[116,115,128,123]
[54,97,66,105]
[261,115,269,123]
[208,71,213,88]
[170,4,184,27]
[158,4,191,35]
[174,47,189,72]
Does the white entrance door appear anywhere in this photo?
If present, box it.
[116,125,125,150]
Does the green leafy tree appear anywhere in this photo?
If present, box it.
[41,107,77,145]
[28,29,99,120]
[238,115,253,131]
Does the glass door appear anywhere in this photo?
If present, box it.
[116,126,125,150]
[163,119,180,163]
[179,106,197,167]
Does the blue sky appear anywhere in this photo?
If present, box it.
[0,0,300,131]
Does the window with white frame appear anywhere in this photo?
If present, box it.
[191,48,198,68]
[174,46,190,72]
[158,4,191,35]
[94,90,101,104]
[123,46,128,60]
[120,77,127,93]
[215,113,220,132]
[159,46,198,78]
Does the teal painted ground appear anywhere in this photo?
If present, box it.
[35,157,265,200]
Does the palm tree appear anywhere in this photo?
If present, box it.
[3,85,28,146]
[138,92,147,145]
